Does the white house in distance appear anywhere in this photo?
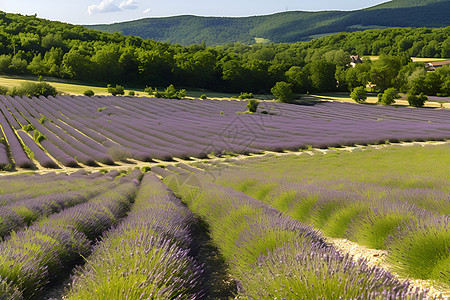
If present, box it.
[350,55,363,67]
[425,60,450,71]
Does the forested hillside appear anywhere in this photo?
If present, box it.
[0,11,449,96]
[86,0,450,45]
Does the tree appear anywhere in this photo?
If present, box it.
[286,66,310,93]
[407,93,427,108]
[407,68,427,95]
[91,45,122,82]
[380,88,399,105]
[350,86,367,103]
[61,49,94,80]
[151,84,186,99]
[9,55,28,74]
[307,60,337,91]
[0,55,12,74]
[370,54,409,92]
[28,54,48,75]
[246,99,259,113]
[440,79,450,97]
[423,72,443,96]
[107,84,125,96]
[271,82,294,103]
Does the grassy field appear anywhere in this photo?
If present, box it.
[368,56,450,62]
[1,74,449,108]
[0,75,112,95]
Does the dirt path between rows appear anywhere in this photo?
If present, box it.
[328,237,449,299]
[4,140,449,177]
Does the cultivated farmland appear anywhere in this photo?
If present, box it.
[0,95,449,299]
[0,144,448,299]
[0,95,449,170]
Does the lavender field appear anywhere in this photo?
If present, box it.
[0,95,449,170]
[0,95,449,299]
[0,144,448,298]
[163,144,450,298]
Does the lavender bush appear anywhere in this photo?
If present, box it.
[66,173,206,299]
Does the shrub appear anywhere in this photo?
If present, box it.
[22,124,35,132]
[0,85,8,95]
[107,84,125,96]
[271,82,294,103]
[144,86,156,95]
[33,130,45,143]
[128,91,135,96]
[141,166,151,173]
[388,219,450,283]
[350,86,367,103]
[377,93,383,102]
[246,99,259,113]
[239,92,254,100]
[39,116,50,124]
[8,82,57,97]
[407,93,427,108]
[107,146,132,161]
[164,84,185,99]
[83,89,95,97]
[380,88,399,106]
[150,84,186,100]
[200,94,207,100]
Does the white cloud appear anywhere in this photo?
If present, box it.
[143,8,151,14]
[119,0,139,10]
[88,0,121,15]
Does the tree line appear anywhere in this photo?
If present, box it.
[0,11,449,96]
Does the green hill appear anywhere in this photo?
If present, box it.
[368,0,445,9]
[86,0,450,45]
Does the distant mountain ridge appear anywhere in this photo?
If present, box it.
[85,0,450,45]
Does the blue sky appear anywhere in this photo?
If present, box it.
[1,0,390,25]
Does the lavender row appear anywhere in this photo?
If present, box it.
[0,143,10,169]
[0,95,29,127]
[0,96,21,130]
[0,171,141,299]
[66,172,206,299]
[16,130,58,168]
[0,172,110,205]
[0,110,33,169]
[0,183,115,240]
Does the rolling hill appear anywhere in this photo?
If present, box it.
[85,0,450,45]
